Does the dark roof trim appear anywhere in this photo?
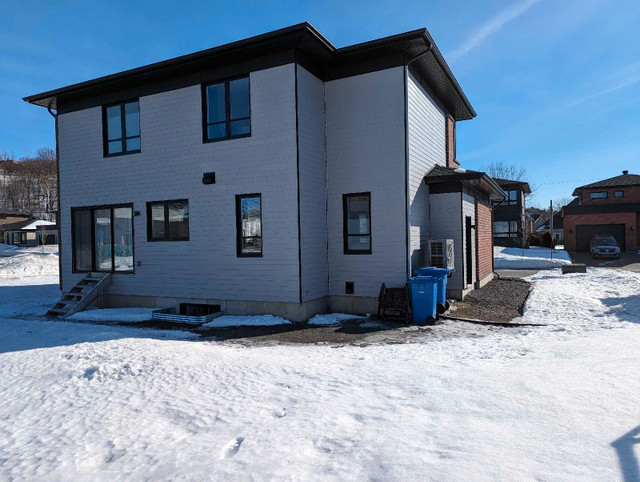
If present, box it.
[24,22,475,120]
[572,172,640,195]
[424,165,505,199]
[564,202,640,215]
[494,178,532,194]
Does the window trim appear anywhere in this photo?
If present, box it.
[71,203,135,274]
[146,199,190,242]
[202,75,251,143]
[235,193,263,258]
[589,191,608,199]
[343,192,372,255]
[102,99,141,157]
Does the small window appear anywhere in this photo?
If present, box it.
[146,200,189,241]
[236,194,262,257]
[504,190,518,205]
[590,191,608,199]
[343,193,372,254]
[614,191,624,198]
[103,100,141,156]
[203,76,251,142]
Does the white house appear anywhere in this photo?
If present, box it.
[24,23,504,321]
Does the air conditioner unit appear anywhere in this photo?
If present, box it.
[428,239,455,271]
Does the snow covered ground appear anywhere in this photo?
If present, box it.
[495,246,573,269]
[1,248,640,479]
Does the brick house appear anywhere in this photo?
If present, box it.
[563,170,640,252]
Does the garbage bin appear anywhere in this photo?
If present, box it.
[407,276,438,325]
[413,267,452,314]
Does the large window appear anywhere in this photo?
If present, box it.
[590,191,608,199]
[493,221,519,238]
[72,204,134,273]
[11,232,26,245]
[147,200,189,241]
[343,193,372,254]
[236,194,262,257]
[203,76,251,142]
[103,100,140,156]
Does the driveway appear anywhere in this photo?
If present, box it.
[570,251,640,272]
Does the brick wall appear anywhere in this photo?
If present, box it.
[581,186,640,205]
[476,201,493,281]
[445,115,459,168]
[563,212,638,251]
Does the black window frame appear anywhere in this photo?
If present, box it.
[614,190,624,198]
[235,193,262,258]
[202,75,251,143]
[590,191,608,199]
[71,203,135,274]
[11,232,27,245]
[343,192,372,255]
[146,199,190,242]
[493,220,519,238]
[505,189,518,206]
[102,99,141,157]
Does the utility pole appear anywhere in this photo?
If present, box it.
[550,200,554,259]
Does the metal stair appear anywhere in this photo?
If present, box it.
[46,272,112,318]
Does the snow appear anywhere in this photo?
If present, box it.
[68,308,155,323]
[201,314,291,328]
[0,244,59,278]
[1,253,640,479]
[494,245,573,269]
[307,312,361,326]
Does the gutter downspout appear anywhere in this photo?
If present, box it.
[403,45,432,279]
[47,103,62,290]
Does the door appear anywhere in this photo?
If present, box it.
[465,216,473,285]
[575,224,625,251]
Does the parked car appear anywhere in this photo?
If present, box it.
[590,235,621,259]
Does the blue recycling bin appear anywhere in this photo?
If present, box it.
[413,267,452,313]
[407,276,438,324]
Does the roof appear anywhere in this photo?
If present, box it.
[424,165,505,200]
[539,214,563,230]
[564,198,640,215]
[0,219,56,231]
[572,171,640,196]
[493,178,532,195]
[23,23,476,121]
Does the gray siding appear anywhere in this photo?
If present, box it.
[325,67,406,297]
[296,65,329,302]
[429,192,464,290]
[406,71,446,272]
[462,193,477,288]
[58,64,300,302]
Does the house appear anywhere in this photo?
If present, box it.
[537,213,564,243]
[491,179,531,247]
[0,212,30,226]
[2,219,58,246]
[563,170,640,252]
[23,23,501,321]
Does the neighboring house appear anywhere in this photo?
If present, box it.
[537,213,564,243]
[491,179,531,247]
[563,170,640,252]
[0,212,30,226]
[2,219,58,246]
[24,23,501,321]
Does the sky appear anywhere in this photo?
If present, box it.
[1,0,639,207]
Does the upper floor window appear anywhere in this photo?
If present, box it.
[590,191,608,199]
[147,200,189,241]
[103,100,140,156]
[501,189,518,206]
[236,194,262,257]
[614,190,624,198]
[203,76,251,142]
[343,192,372,254]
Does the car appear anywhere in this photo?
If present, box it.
[590,235,621,259]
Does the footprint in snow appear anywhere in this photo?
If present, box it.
[221,437,244,459]
[273,408,287,419]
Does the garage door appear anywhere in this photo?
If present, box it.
[575,224,625,251]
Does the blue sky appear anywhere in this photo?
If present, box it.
[1,0,638,207]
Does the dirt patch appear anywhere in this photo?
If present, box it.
[448,277,531,323]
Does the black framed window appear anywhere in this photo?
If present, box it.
[343,193,371,254]
[72,204,134,273]
[103,100,141,156]
[590,191,608,199]
[614,190,624,198]
[11,232,26,244]
[146,200,189,241]
[203,76,251,142]
[505,190,518,205]
[236,194,262,257]
[494,221,519,238]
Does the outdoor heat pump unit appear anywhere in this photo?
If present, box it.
[428,239,455,271]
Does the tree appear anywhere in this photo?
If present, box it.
[484,161,528,182]
[553,197,572,212]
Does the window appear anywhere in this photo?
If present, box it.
[146,200,189,241]
[203,76,251,142]
[343,193,372,254]
[505,190,518,205]
[493,220,519,238]
[590,191,608,199]
[614,191,624,198]
[11,232,26,244]
[72,204,134,273]
[103,100,141,156]
[236,194,262,257]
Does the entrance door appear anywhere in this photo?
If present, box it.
[465,216,473,285]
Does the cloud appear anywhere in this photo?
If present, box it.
[560,71,640,110]
[448,0,541,62]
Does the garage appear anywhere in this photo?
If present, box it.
[575,224,625,251]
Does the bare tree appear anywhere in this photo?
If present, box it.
[484,161,528,182]
[553,197,572,212]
